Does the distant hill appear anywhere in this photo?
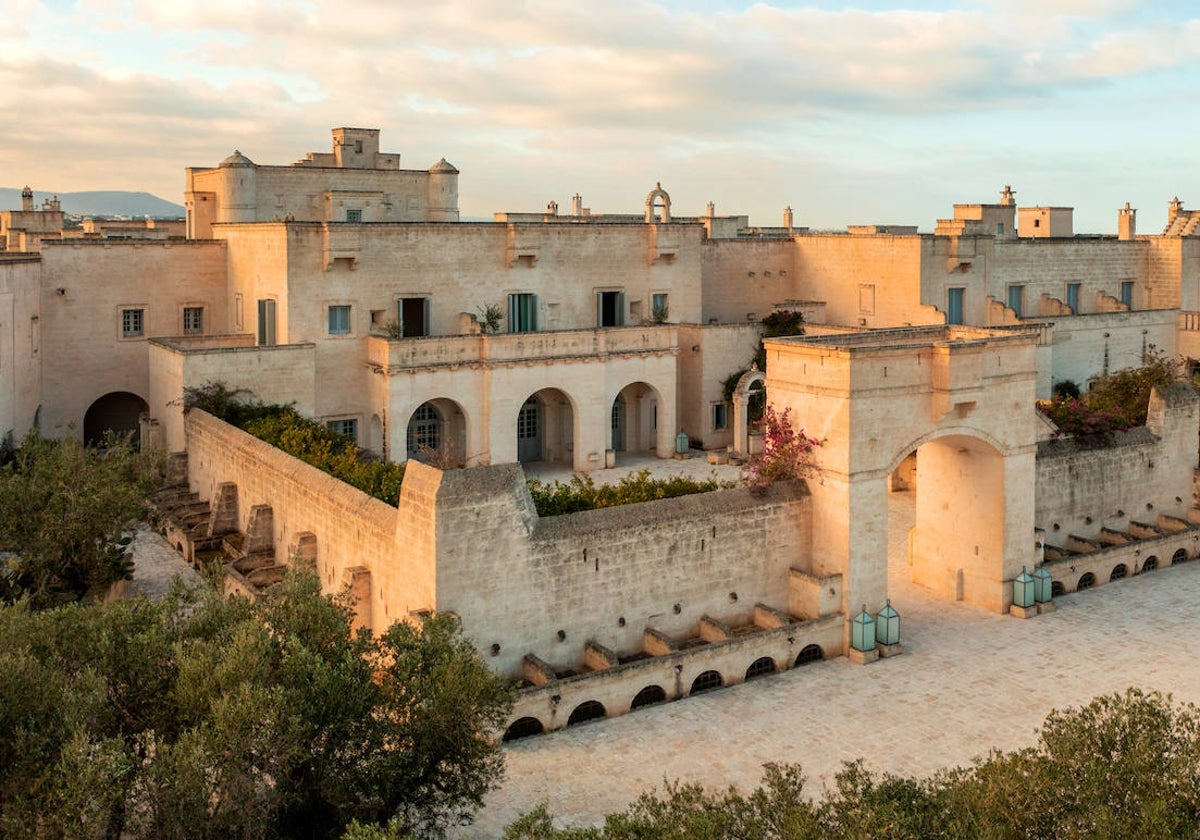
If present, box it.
[0,189,184,218]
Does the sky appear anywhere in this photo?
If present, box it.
[2,0,1199,232]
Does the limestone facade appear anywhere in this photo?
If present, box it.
[8,127,1200,730]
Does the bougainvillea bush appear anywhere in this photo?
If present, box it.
[745,405,820,493]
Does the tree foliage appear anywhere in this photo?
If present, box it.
[510,689,1200,839]
[183,383,406,506]
[1039,351,1188,442]
[0,431,163,607]
[0,568,513,839]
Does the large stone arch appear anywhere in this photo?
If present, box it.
[731,367,766,459]
[763,325,1042,631]
[84,391,148,447]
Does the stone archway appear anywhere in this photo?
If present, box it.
[84,391,148,447]
[404,398,467,464]
[731,367,765,459]
[517,388,576,465]
[609,381,664,458]
[644,182,671,224]
[764,325,1042,623]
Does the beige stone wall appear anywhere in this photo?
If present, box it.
[37,241,228,437]
[700,238,797,324]
[148,338,316,452]
[676,323,761,449]
[1035,383,1199,545]
[429,464,814,677]
[184,410,425,625]
[1042,309,1178,396]
[793,233,942,327]
[0,255,42,441]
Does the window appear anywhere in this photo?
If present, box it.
[354,139,363,153]
[121,308,144,338]
[712,403,729,431]
[1066,283,1081,314]
[257,299,276,346]
[508,293,537,333]
[345,208,362,223]
[235,293,244,330]
[996,223,1004,236]
[398,297,430,337]
[651,293,669,323]
[326,418,358,441]
[858,284,875,316]
[328,304,352,335]
[407,402,442,457]
[182,306,204,335]
[946,287,964,325]
[597,291,625,327]
[1120,281,1134,308]
[1007,285,1024,318]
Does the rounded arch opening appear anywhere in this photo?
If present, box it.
[517,387,576,465]
[84,391,148,448]
[1110,563,1128,582]
[405,397,467,464]
[610,380,662,456]
[1076,572,1096,591]
[794,644,823,667]
[744,656,776,681]
[630,684,666,710]
[689,670,723,696]
[502,716,545,742]
[566,700,606,726]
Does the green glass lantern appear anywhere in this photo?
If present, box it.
[675,430,689,454]
[1013,566,1035,609]
[851,604,875,652]
[1032,565,1053,603]
[875,599,900,646]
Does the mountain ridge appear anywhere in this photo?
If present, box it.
[0,189,184,218]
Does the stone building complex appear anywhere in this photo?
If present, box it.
[3,127,1199,735]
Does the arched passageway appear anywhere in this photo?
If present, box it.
[610,381,660,455]
[517,388,575,465]
[84,392,147,447]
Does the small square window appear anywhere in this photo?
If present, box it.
[345,208,362,223]
[326,418,358,440]
[121,308,144,338]
[328,305,351,335]
[183,306,204,335]
[712,403,729,431]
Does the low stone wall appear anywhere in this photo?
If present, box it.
[508,614,842,735]
[184,410,411,629]
[1042,526,1200,594]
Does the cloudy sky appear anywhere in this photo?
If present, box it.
[3,0,1198,231]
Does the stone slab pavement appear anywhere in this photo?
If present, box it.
[461,490,1200,837]
[127,525,203,599]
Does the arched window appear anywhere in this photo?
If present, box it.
[567,700,606,726]
[630,685,666,710]
[502,717,544,742]
[744,657,776,681]
[1076,572,1096,591]
[794,644,823,667]
[407,402,442,457]
[1110,564,1128,582]
[689,670,723,695]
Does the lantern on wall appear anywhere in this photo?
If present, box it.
[1032,565,1053,603]
[851,605,875,652]
[1013,566,1035,609]
[875,599,900,646]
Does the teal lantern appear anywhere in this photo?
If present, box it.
[1032,566,1053,603]
[851,605,875,652]
[675,430,689,454]
[875,599,900,646]
[1013,566,1035,609]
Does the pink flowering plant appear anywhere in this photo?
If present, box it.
[745,405,821,493]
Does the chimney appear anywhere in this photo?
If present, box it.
[783,206,794,231]
[1118,202,1136,240]
[1169,196,1183,225]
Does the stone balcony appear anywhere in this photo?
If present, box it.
[366,324,678,372]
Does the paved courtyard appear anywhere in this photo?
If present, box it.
[462,489,1200,836]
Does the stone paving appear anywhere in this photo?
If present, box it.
[462,490,1200,837]
[127,525,203,599]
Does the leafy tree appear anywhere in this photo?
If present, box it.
[508,689,1200,840]
[0,431,163,607]
[0,568,513,839]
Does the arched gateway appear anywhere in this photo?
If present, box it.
[764,325,1042,621]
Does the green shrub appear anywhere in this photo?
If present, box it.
[527,469,735,517]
